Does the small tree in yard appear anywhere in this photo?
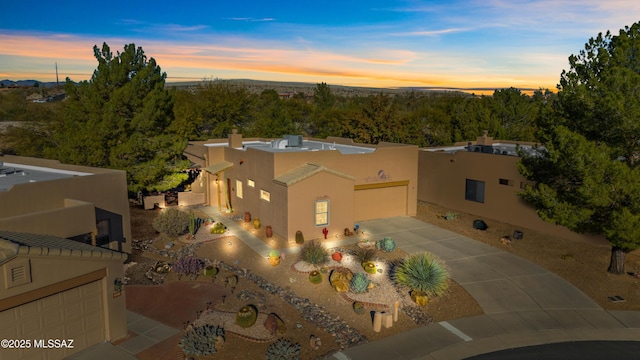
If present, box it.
[518,21,640,275]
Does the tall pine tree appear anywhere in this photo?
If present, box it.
[50,43,189,192]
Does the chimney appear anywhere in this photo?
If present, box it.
[229,129,243,148]
[476,130,493,145]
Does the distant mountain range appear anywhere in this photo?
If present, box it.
[0,79,63,88]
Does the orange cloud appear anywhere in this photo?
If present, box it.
[0,33,558,90]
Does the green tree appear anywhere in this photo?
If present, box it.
[519,22,640,274]
[247,89,296,137]
[172,80,252,140]
[50,43,189,192]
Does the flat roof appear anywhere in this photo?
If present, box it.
[422,143,542,157]
[0,162,92,192]
[205,139,376,155]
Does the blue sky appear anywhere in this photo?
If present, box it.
[1,1,639,90]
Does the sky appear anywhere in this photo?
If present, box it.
[1,0,639,91]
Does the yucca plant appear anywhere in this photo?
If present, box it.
[393,252,448,297]
[299,240,329,266]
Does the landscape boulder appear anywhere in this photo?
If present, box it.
[329,267,354,293]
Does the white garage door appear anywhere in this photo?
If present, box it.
[0,280,105,360]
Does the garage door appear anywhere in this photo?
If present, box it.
[0,280,105,360]
[355,184,408,221]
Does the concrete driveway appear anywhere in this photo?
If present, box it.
[335,216,640,360]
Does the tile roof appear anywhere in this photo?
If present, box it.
[273,163,355,187]
[0,231,126,265]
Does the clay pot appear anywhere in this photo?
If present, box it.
[332,251,342,262]
[244,211,251,223]
[266,225,273,238]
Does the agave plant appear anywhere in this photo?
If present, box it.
[349,272,370,294]
[299,240,329,266]
[393,252,448,297]
[265,338,301,360]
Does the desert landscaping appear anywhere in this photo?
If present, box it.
[123,201,640,360]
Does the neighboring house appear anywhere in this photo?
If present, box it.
[0,231,128,360]
[185,131,418,242]
[0,156,132,253]
[418,132,600,242]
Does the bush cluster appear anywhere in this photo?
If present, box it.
[152,208,190,236]
[299,240,329,266]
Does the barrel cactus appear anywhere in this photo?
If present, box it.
[309,270,323,284]
[349,273,370,294]
[236,305,258,328]
[352,301,365,315]
[376,237,396,252]
[362,261,377,274]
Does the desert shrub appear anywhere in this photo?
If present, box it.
[299,240,329,266]
[393,252,448,296]
[179,324,224,357]
[349,272,369,294]
[152,208,190,236]
[265,338,301,360]
[172,255,204,278]
[352,247,376,263]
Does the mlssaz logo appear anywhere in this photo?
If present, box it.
[34,339,74,348]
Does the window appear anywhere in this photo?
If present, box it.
[315,200,329,226]
[465,179,485,203]
[260,189,270,202]
[247,179,255,188]
[96,219,111,246]
[236,179,243,199]
[499,178,513,186]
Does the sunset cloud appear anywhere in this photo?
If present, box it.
[1,0,638,90]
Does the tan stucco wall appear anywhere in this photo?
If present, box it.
[0,156,132,253]
[286,172,355,242]
[417,149,603,242]
[187,137,418,240]
[0,253,127,342]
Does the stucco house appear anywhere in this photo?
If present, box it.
[185,131,418,242]
[417,132,600,242]
[0,155,131,359]
[0,155,132,253]
[0,231,128,360]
